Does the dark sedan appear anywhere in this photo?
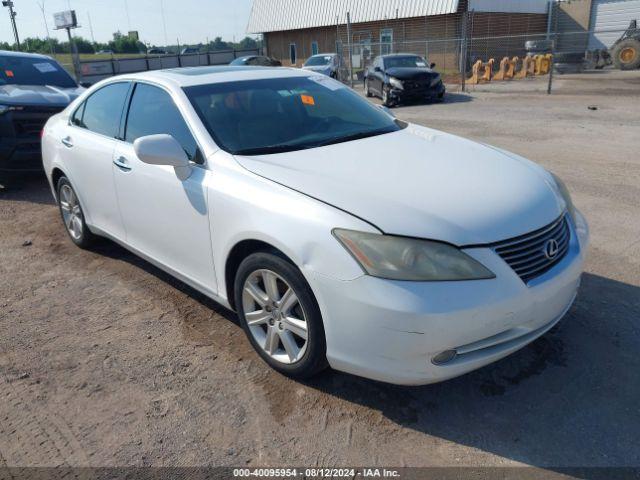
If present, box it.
[230,55,282,67]
[364,54,445,107]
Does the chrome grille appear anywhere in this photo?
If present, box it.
[493,215,570,284]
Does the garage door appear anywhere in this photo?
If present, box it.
[589,0,640,49]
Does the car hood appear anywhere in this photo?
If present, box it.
[234,124,564,245]
[0,84,83,107]
[385,67,437,81]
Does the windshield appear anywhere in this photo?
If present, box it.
[384,56,428,69]
[0,56,77,88]
[230,57,250,65]
[304,55,333,67]
[184,76,404,155]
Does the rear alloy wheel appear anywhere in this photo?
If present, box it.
[56,176,95,248]
[234,252,327,378]
[612,38,640,70]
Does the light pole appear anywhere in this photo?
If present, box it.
[2,0,20,49]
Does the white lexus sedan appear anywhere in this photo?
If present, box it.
[42,66,589,385]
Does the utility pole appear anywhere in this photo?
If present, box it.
[2,1,20,49]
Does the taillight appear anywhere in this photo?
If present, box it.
[40,129,45,139]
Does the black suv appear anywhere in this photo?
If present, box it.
[1,50,84,185]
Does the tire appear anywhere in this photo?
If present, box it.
[612,38,640,70]
[56,176,96,249]
[381,85,394,107]
[364,78,373,97]
[234,252,327,379]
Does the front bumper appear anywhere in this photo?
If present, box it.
[0,106,64,178]
[307,210,589,385]
[389,81,446,104]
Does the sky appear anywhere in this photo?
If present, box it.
[1,0,256,46]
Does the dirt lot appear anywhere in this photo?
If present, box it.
[1,70,639,471]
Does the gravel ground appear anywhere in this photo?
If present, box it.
[1,70,639,470]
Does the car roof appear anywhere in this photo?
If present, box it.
[117,65,311,88]
[0,49,54,60]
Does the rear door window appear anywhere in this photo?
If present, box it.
[78,82,130,138]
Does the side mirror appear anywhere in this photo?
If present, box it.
[133,134,192,180]
[430,63,436,69]
[79,81,92,88]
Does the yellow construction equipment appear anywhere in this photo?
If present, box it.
[534,54,553,75]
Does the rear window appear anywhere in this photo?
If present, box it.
[0,55,77,88]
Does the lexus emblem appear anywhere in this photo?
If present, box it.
[543,239,560,260]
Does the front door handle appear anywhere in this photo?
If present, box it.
[61,136,73,148]
[113,156,132,172]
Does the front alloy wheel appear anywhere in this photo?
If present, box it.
[234,252,327,378]
[242,269,308,364]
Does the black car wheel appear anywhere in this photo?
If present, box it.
[382,86,394,107]
[364,78,373,97]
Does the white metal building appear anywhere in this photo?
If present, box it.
[588,0,640,48]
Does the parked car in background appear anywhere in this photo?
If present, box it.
[0,50,83,186]
[364,54,445,107]
[181,47,200,55]
[96,49,114,55]
[148,48,169,55]
[42,66,588,385]
[230,55,282,67]
[302,53,347,79]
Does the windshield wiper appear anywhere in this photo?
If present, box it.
[233,143,313,156]
[313,127,397,148]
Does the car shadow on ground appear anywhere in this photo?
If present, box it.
[0,176,55,205]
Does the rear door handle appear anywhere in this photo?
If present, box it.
[61,136,73,148]
[113,156,132,172]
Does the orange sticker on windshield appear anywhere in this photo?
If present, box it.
[300,94,315,105]
[5,70,14,77]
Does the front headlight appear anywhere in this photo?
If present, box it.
[430,74,442,87]
[333,229,495,281]
[549,172,577,224]
[388,77,403,90]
